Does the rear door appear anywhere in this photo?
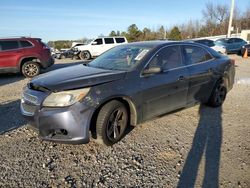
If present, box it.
[103,38,115,52]
[141,45,189,120]
[182,45,215,104]
[234,38,247,51]
[0,40,21,68]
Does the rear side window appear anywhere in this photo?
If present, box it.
[115,37,125,43]
[20,41,33,48]
[184,45,213,65]
[104,38,114,44]
[234,38,243,43]
[148,45,183,70]
[0,41,19,51]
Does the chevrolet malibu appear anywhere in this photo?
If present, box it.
[21,41,235,145]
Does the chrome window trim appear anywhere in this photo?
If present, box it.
[140,43,215,77]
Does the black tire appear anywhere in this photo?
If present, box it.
[95,100,128,146]
[207,80,227,107]
[21,61,41,78]
[79,51,91,60]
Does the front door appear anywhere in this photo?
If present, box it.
[141,45,189,120]
[91,38,104,56]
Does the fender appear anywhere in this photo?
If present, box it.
[95,95,139,126]
[18,56,41,71]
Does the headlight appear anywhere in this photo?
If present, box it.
[43,88,90,107]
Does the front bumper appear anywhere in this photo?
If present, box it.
[20,88,94,144]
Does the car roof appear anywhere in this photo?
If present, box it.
[121,40,205,48]
[195,39,213,42]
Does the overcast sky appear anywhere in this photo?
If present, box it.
[0,0,249,41]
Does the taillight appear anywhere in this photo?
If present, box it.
[43,45,50,50]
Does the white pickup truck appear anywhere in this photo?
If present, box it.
[76,36,128,60]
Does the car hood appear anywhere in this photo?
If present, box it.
[29,64,126,91]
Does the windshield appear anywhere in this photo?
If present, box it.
[88,45,152,71]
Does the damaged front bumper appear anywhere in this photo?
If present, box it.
[20,87,94,144]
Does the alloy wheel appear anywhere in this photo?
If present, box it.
[24,63,39,77]
[106,108,127,142]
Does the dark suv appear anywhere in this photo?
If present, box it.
[21,41,235,146]
[0,37,54,77]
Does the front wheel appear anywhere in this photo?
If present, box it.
[79,51,91,60]
[207,80,227,107]
[95,100,128,146]
[21,61,41,78]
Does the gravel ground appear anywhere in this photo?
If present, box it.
[0,56,249,187]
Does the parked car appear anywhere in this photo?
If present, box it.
[53,48,80,60]
[241,44,250,56]
[215,37,247,54]
[21,41,235,145]
[76,36,127,60]
[194,39,226,54]
[0,37,54,77]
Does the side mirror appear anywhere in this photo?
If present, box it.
[91,41,97,45]
[142,67,161,75]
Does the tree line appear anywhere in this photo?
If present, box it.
[49,2,250,49]
[109,2,250,42]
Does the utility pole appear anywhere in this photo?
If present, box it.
[227,0,235,38]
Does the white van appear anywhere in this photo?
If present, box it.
[76,36,127,60]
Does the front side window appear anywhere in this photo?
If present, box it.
[147,45,182,70]
[183,45,213,65]
[0,41,19,51]
[92,38,103,45]
[104,38,114,44]
[89,45,152,71]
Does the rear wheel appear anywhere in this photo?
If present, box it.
[95,100,128,145]
[79,51,91,60]
[207,80,227,107]
[21,61,41,78]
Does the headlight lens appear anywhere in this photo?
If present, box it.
[43,88,90,107]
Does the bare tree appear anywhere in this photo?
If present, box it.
[202,2,229,36]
